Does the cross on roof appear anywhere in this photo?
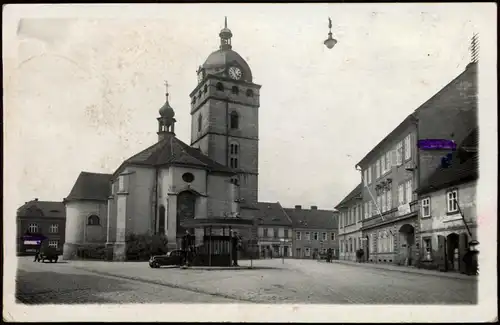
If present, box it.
[164,80,170,95]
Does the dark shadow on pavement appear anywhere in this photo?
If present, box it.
[15,270,133,304]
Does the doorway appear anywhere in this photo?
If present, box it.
[399,224,415,266]
[446,233,460,272]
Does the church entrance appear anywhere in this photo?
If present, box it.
[176,191,197,238]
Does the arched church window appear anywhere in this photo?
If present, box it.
[246,89,254,97]
[230,111,239,129]
[231,86,239,95]
[198,114,202,132]
[88,215,100,226]
[230,143,239,155]
[203,84,208,93]
[230,157,239,169]
[158,205,166,235]
[216,82,224,91]
[176,191,196,236]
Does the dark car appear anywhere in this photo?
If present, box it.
[149,250,183,268]
[36,245,59,263]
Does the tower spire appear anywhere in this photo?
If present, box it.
[219,16,233,50]
[164,80,170,100]
[158,80,176,140]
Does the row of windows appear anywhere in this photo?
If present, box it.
[262,228,289,238]
[339,179,413,227]
[340,237,363,253]
[192,83,255,104]
[295,247,335,257]
[197,111,240,133]
[296,231,335,241]
[421,189,459,218]
[363,134,412,185]
[26,216,101,234]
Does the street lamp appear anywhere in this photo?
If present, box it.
[324,17,338,49]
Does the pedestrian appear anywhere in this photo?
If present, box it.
[33,248,40,262]
[181,230,191,266]
[231,231,239,267]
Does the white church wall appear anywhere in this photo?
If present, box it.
[169,166,207,195]
[65,201,108,245]
[125,166,156,236]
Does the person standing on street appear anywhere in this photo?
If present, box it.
[231,231,239,267]
[181,230,191,266]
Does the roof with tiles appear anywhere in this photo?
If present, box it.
[334,183,363,209]
[65,172,113,202]
[17,200,66,219]
[116,133,234,176]
[254,202,293,226]
[284,205,338,230]
[417,127,479,195]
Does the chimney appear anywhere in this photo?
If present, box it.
[311,206,318,210]
[34,198,38,201]
[295,205,302,210]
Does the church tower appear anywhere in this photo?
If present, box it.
[189,17,260,217]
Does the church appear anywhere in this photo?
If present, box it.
[63,18,262,261]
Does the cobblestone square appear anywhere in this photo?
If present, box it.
[15,257,477,304]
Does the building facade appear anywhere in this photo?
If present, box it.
[286,205,339,259]
[416,128,478,272]
[255,202,293,258]
[357,116,420,265]
[348,60,478,267]
[17,199,66,255]
[336,185,364,261]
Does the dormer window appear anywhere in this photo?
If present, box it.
[231,86,239,95]
[246,89,254,97]
[203,84,208,93]
[216,82,224,91]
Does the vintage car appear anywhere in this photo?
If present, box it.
[149,249,183,268]
[35,244,59,263]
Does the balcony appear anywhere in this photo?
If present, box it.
[361,200,418,230]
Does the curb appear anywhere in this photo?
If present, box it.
[332,260,477,281]
[72,266,257,303]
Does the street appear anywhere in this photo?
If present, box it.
[15,256,477,304]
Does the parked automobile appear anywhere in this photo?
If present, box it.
[149,249,183,268]
[36,245,59,263]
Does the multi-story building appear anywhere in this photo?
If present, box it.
[354,60,478,266]
[17,199,66,255]
[335,184,363,261]
[285,205,339,259]
[356,115,419,265]
[255,202,293,258]
[415,128,478,272]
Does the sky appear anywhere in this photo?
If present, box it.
[3,3,488,210]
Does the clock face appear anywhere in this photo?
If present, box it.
[228,66,242,80]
